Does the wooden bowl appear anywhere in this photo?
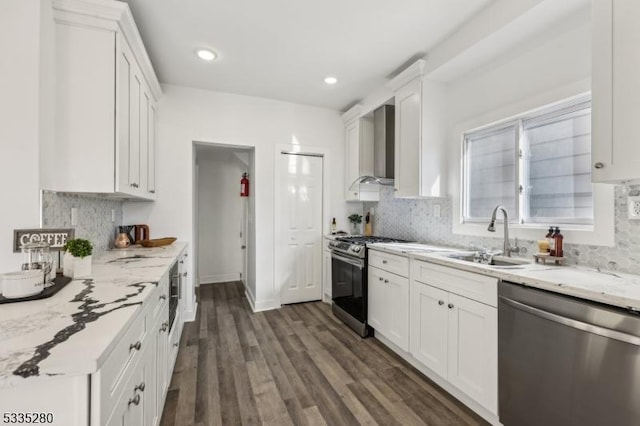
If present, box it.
[140,238,177,248]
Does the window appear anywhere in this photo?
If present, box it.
[462,98,592,226]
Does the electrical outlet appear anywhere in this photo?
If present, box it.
[629,196,640,220]
[434,204,441,218]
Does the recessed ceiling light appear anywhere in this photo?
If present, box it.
[196,49,217,61]
[324,76,338,85]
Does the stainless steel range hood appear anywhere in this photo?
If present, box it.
[349,105,395,188]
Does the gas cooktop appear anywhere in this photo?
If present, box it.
[329,236,412,259]
[335,236,411,245]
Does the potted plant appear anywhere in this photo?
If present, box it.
[347,214,363,235]
[63,238,93,278]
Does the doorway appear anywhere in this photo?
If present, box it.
[276,151,324,304]
[194,143,255,293]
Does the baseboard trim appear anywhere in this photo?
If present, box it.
[199,273,240,284]
[183,302,198,322]
[244,289,279,313]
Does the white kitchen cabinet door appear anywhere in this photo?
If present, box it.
[143,326,158,426]
[344,117,378,201]
[128,69,142,195]
[323,250,332,299]
[367,266,386,333]
[148,103,157,196]
[384,272,409,351]
[394,78,421,198]
[410,281,448,379]
[116,35,133,195]
[447,293,498,415]
[139,90,150,196]
[155,313,169,423]
[592,0,640,183]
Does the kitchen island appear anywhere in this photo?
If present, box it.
[0,242,187,426]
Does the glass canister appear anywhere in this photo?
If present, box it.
[21,242,53,283]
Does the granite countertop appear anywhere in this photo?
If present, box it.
[369,243,640,311]
[0,242,187,388]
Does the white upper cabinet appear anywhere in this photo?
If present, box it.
[47,0,161,200]
[341,105,379,201]
[388,60,446,198]
[592,0,640,183]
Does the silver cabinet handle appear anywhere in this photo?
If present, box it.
[378,277,383,281]
[448,303,454,309]
[173,343,179,347]
[499,296,640,346]
[384,279,389,284]
[438,300,444,306]
[184,253,188,258]
[382,260,388,264]
[160,322,168,332]
[135,382,145,392]
[159,294,166,301]
[149,190,156,194]
[129,341,142,351]
[182,272,187,277]
[180,260,184,264]
[594,162,605,169]
[128,394,141,406]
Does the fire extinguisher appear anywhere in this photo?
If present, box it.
[240,173,249,197]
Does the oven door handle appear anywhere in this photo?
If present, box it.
[331,253,364,269]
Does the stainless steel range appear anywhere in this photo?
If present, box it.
[330,236,409,337]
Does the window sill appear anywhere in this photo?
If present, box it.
[452,185,615,247]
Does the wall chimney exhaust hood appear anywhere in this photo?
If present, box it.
[349,105,395,188]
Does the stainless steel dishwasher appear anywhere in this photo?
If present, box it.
[498,280,640,426]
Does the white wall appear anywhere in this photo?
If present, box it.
[197,149,246,284]
[0,0,54,273]
[124,85,345,312]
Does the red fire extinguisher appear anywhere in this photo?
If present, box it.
[240,173,249,197]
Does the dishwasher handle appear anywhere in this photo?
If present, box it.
[499,295,640,347]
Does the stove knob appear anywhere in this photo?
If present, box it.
[353,246,361,253]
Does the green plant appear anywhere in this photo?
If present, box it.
[347,214,363,224]
[64,238,93,258]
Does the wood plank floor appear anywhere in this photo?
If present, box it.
[160,281,489,426]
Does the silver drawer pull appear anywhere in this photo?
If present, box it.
[135,382,145,392]
[160,322,169,332]
[128,394,140,406]
[182,272,188,277]
[382,260,388,264]
[594,162,605,169]
[438,300,444,306]
[173,343,179,347]
[378,277,383,281]
[159,294,167,301]
[149,190,156,194]
[384,279,389,283]
[129,341,142,351]
[448,303,454,309]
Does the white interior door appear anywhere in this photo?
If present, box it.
[279,153,323,304]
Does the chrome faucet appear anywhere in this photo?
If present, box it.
[487,205,518,257]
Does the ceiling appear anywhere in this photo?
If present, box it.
[123,0,493,111]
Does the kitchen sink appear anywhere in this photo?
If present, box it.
[444,252,531,268]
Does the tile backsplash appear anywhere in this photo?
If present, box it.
[41,191,123,254]
[365,185,640,275]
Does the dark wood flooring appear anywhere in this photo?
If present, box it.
[160,281,488,426]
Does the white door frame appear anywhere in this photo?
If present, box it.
[274,143,332,307]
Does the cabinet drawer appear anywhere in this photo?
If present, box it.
[96,312,147,423]
[369,250,408,277]
[411,260,497,307]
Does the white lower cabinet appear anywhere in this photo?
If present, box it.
[323,248,332,300]
[368,265,409,351]
[410,260,498,416]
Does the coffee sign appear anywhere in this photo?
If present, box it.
[13,228,75,252]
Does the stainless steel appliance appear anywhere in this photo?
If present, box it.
[330,236,408,337]
[499,280,640,426]
[169,261,180,332]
